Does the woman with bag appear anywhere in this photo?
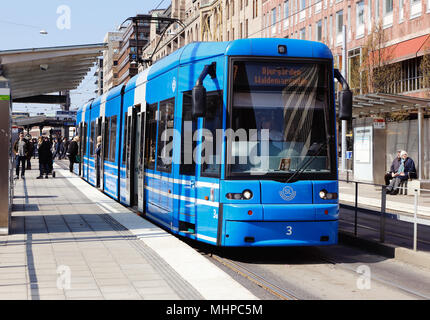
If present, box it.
[67,136,80,173]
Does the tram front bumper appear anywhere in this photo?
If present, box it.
[223,220,338,247]
[221,203,339,247]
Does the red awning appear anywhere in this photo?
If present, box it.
[385,34,430,63]
[365,34,430,66]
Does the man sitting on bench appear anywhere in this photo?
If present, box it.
[386,151,416,195]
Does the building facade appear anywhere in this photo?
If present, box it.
[94,58,103,96]
[141,0,264,64]
[103,32,122,94]
[116,15,152,85]
[262,0,430,98]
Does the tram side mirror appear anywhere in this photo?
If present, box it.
[338,89,353,120]
[192,84,207,119]
[334,69,353,121]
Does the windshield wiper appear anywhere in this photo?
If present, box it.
[282,139,330,184]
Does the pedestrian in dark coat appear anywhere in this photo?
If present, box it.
[13,132,30,179]
[37,137,52,179]
[67,136,80,173]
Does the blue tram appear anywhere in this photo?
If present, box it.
[75,38,352,247]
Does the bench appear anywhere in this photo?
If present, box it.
[398,179,420,196]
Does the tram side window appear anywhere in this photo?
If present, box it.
[108,115,117,162]
[145,104,158,170]
[201,91,223,177]
[180,92,197,176]
[82,122,87,156]
[104,118,110,161]
[156,98,175,173]
[90,121,96,156]
[122,112,128,165]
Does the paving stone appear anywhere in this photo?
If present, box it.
[4,160,197,301]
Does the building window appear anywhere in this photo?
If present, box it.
[324,17,327,42]
[375,0,380,19]
[385,57,424,93]
[347,5,351,40]
[399,0,404,21]
[368,0,372,33]
[300,0,306,10]
[245,19,249,38]
[300,27,306,39]
[308,25,312,40]
[383,0,394,27]
[253,0,258,18]
[316,20,322,41]
[348,48,362,95]
[284,0,290,18]
[384,0,393,14]
[356,1,365,38]
[336,10,343,35]
[272,7,277,25]
[410,0,422,19]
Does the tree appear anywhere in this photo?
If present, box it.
[360,20,401,94]
[420,52,430,98]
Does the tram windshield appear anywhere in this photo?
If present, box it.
[228,60,335,179]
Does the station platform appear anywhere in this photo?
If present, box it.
[338,177,430,220]
[0,159,257,300]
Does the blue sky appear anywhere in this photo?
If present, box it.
[1,0,166,113]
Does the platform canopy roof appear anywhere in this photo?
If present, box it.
[0,43,106,100]
[337,93,430,117]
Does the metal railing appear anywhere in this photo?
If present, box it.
[339,177,430,252]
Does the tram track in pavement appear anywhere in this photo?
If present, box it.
[306,248,430,300]
[209,254,301,300]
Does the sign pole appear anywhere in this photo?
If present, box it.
[0,74,12,235]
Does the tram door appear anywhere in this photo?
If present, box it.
[135,109,145,212]
[95,117,105,190]
[78,122,83,176]
[126,105,145,212]
[79,122,87,177]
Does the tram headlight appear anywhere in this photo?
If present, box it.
[242,190,253,200]
[319,190,328,199]
[226,190,253,200]
[319,189,338,200]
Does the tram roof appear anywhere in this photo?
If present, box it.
[125,38,333,93]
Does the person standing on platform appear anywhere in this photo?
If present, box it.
[25,134,34,170]
[95,136,102,188]
[37,137,52,179]
[67,136,80,173]
[13,132,29,179]
[61,137,70,160]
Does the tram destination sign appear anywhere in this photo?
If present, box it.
[234,62,314,88]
